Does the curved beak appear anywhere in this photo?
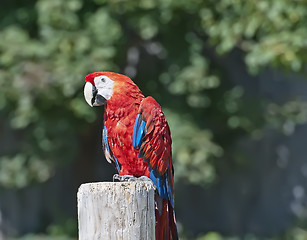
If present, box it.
[84,82,107,107]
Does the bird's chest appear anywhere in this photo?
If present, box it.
[104,111,148,176]
[106,118,133,145]
[104,105,135,143]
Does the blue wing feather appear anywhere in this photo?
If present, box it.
[132,97,178,238]
[133,114,174,208]
[133,114,146,149]
[103,126,121,173]
[148,166,174,207]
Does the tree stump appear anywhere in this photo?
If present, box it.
[77,181,155,240]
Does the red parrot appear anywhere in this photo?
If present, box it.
[83,71,178,240]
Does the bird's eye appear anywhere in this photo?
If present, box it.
[101,77,106,83]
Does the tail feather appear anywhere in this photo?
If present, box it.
[155,195,178,240]
[169,204,178,240]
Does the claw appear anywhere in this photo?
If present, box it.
[112,174,152,182]
[113,174,135,182]
[113,174,120,182]
[137,176,152,182]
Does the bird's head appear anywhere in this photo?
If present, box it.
[84,71,136,107]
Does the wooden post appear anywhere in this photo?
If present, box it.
[77,181,155,240]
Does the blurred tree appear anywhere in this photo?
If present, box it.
[0,0,306,186]
[0,0,307,238]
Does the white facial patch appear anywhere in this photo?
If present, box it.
[94,75,114,100]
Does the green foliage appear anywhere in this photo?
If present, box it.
[280,227,307,240]
[190,228,307,240]
[195,232,259,240]
[165,109,223,184]
[10,235,74,240]
[178,231,259,240]
[265,100,307,135]
[46,218,77,238]
[0,154,52,188]
[0,0,306,191]
[1,0,307,238]
[199,0,307,73]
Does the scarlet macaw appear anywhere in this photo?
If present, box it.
[83,71,178,240]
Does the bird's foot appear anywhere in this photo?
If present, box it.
[113,174,151,182]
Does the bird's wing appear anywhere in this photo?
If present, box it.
[102,125,121,173]
[132,96,174,207]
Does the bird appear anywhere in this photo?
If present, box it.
[84,71,178,240]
